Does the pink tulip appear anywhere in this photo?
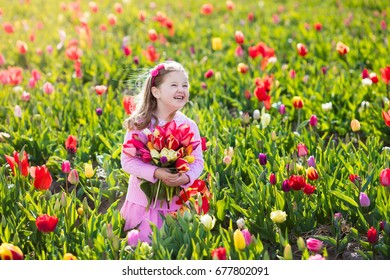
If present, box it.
[43,82,54,94]
[61,160,71,173]
[379,168,390,186]
[127,230,140,248]
[297,143,308,157]
[21,91,30,102]
[306,238,322,252]
[241,229,252,246]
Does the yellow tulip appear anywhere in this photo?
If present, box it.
[350,119,360,132]
[270,210,287,223]
[63,253,78,260]
[212,37,222,51]
[233,229,246,250]
[84,163,94,178]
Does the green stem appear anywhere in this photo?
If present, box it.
[153,179,162,209]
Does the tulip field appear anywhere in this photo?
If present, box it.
[1,0,390,261]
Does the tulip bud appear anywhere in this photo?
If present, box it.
[61,160,71,173]
[127,230,140,248]
[223,155,232,165]
[43,82,54,94]
[77,207,84,216]
[297,143,308,157]
[279,104,286,115]
[379,168,390,186]
[63,253,77,260]
[282,179,291,192]
[297,237,306,251]
[253,109,260,120]
[0,243,24,260]
[68,169,79,185]
[359,192,370,207]
[236,218,245,229]
[271,131,277,141]
[242,112,250,124]
[211,37,222,51]
[367,226,377,244]
[233,229,246,250]
[200,214,215,231]
[269,173,276,185]
[284,243,293,260]
[350,119,360,132]
[307,156,316,167]
[258,153,267,166]
[84,163,94,178]
[306,238,323,252]
[241,229,252,246]
[309,115,318,127]
[306,167,319,181]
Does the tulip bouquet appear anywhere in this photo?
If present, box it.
[122,120,200,208]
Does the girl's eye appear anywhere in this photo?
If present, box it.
[183,85,188,88]
[171,84,177,87]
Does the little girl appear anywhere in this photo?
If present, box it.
[120,61,204,242]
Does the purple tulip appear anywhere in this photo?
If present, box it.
[307,156,316,167]
[258,153,267,166]
[359,192,370,207]
[160,156,168,164]
[96,108,103,116]
[279,104,286,115]
[133,56,139,65]
[282,179,291,192]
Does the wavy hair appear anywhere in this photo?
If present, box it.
[123,61,188,131]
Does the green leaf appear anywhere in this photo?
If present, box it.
[216,199,226,221]
[330,190,358,208]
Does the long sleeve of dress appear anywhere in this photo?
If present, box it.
[181,120,204,189]
[121,130,158,184]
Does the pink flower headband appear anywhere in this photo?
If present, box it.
[150,64,165,86]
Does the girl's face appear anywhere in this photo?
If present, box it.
[152,71,189,113]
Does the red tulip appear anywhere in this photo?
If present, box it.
[201,4,213,15]
[142,45,159,63]
[33,165,52,190]
[122,96,136,115]
[379,168,390,186]
[114,3,123,14]
[270,173,276,185]
[303,183,316,195]
[7,67,23,86]
[235,31,244,45]
[336,42,349,55]
[36,214,58,233]
[382,110,390,127]
[211,247,227,260]
[148,29,158,42]
[2,22,14,34]
[65,135,77,154]
[0,243,24,260]
[175,158,190,173]
[313,22,322,31]
[201,137,207,151]
[167,135,180,150]
[95,85,107,95]
[288,175,306,191]
[297,43,308,57]
[108,13,117,26]
[306,167,319,181]
[204,69,214,79]
[367,226,377,244]
[380,66,390,84]
[5,150,29,176]
[89,2,98,13]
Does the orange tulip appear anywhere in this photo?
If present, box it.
[336,42,349,55]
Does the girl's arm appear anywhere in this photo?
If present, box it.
[180,120,204,189]
[121,130,158,183]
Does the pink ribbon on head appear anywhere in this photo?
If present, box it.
[150,64,165,86]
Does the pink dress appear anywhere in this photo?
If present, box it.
[120,111,204,242]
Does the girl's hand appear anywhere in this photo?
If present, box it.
[154,168,190,187]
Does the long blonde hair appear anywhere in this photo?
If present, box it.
[124,61,188,130]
